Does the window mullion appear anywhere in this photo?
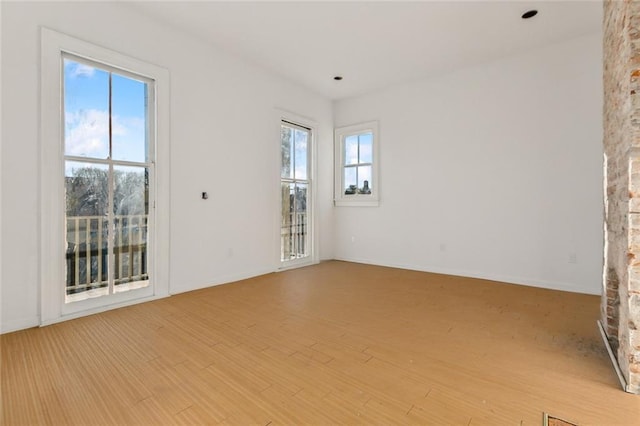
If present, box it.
[64,156,152,169]
[108,72,113,159]
[107,163,115,295]
[292,130,296,181]
[107,71,114,295]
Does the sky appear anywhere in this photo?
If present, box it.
[344,133,372,190]
[64,58,148,166]
[293,128,307,181]
[281,125,309,183]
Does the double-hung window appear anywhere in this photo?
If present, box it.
[280,121,311,263]
[334,121,380,206]
[40,28,170,325]
[62,54,153,303]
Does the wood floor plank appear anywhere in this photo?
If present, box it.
[2,261,640,425]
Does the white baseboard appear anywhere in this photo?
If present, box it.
[1,316,39,334]
[170,266,277,295]
[3,266,281,333]
[332,256,598,295]
[39,293,171,328]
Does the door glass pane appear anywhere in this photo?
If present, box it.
[294,183,307,257]
[65,161,109,299]
[281,182,294,261]
[344,167,357,194]
[357,165,372,193]
[280,121,311,263]
[112,74,148,163]
[62,55,155,308]
[281,125,293,179]
[359,133,373,164]
[113,165,149,292]
[345,135,359,165]
[64,59,110,159]
[294,183,307,214]
[294,129,308,180]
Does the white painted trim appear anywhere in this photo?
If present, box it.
[333,256,600,295]
[333,200,381,207]
[41,27,65,324]
[0,2,4,336]
[278,258,315,272]
[40,27,171,325]
[334,120,380,207]
[41,294,169,327]
[170,267,277,295]
[276,108,320,269]
[1,317,40,335]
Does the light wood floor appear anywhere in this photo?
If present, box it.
[2,261,639,425]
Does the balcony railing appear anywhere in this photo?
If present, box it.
[67,211,305,295]
[66,215,148,295]
[281,211,307,261]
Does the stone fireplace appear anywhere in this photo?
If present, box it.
[603,0,640,395]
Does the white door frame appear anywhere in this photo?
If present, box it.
[40,28,171,325]
[276,109,318,270]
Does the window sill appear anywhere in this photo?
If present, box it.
[334,199,380,207]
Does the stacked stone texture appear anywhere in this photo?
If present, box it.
[603,0,640,394]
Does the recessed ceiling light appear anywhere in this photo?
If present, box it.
[521,10,538,19]
[333,76,343,81]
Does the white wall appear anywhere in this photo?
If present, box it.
[0,1,604,333]
[333,33,604,295]
[1,1,334,333]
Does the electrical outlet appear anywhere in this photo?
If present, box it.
[569,253,577,264]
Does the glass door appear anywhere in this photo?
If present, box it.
[280,121,311,264]
[62,54,154,307]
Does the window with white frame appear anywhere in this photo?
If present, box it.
[40,28,170,325]
[280,121,311,263]
[62,54,153,303]
[334,121,380,206]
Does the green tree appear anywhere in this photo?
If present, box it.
[281,125,292,177]
[66,167,108,216]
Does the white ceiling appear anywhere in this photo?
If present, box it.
[126,1,602,100]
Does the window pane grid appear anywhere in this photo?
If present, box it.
[342,131,373,195]
[281,122,310,263]
[63,55,151,302]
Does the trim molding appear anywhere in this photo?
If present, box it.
[40,294,170,328]
[39,27,171,325]
[1,317,40,334]
[333,256,599,295]
[170,266,277,295]
[597,320,628,392]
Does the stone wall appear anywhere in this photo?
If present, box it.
[603,0,640,395]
